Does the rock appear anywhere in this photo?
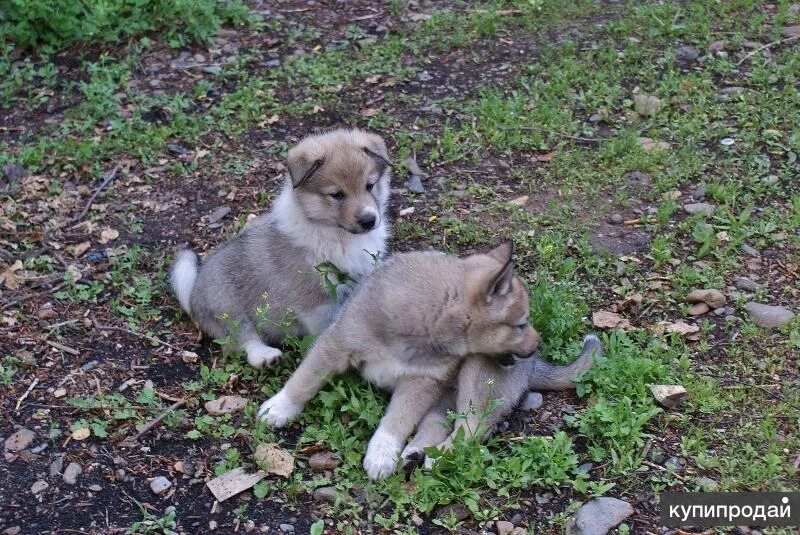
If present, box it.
[676,45,700,62]
[204,395,248,416]
[436,503,471,522]
[692,185,706,200]
[535,492,552,504]
[150,476,172,495]
[308,451,340,471]
[709,40,728,53]
[49,456,64,477]
[683,202,715,216]
[88,484,102,492]
[609,214,623,224]
[741,243,759,256]
[689,302,710,316]
[30,480,49,494]
[417,70,433,82]
[4,428,35,452]
[686,289,726,309]
[406,175,425,194]
[313,486,336,503]
[63,462,82,485]
[696,476,719,491]
[734,277,760,292]
[496,520,514,535]
[253,444,294,477]
[3,526,21,535]
[719,86,745,100]
[510,513,523,525]
[206,206,231,225]
[279,524,295,533]
[521,392,543,411]
[508,195,529,207]
[577,462,593,474]
[570,497,634,535]
[633,94,662,116]
[167,143,189,155]
[638,137,670,152]
[664,457,687,472]
[783,25,800,38]
[649,385,687,409]
[744,303,795,328]
[623,171,651,190]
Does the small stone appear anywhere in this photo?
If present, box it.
[692,185,706,200]
[569,497,634,535]
[649,385,687,409]
[521,392,543,411]
[279,524,295,533]
[508,195,529,207]
[496,520,514,535]
[696,476,719,491]
[734,277,760,292]
[31,480,49,494]
[535,492,552,504]
[609,214,623,224]
[4,428,35,452]
[115,469,126,481]
[417,70,433,82]
[689,302,710,316]
[633,94,662,116]
[783,25,800,38]
[308,451,340,471]
[406,175,425,194]
[204,395,247,416]
[664,457,687,472]
[623,171,651,190]
[3,526,21,535]
[63,462,82,485]
[313,486,336,503]
[676,45,700,62]
[150,476,172,495]
[88,484,102,492]
[686,289,726,309]
[741,243,760,256]
[713,307,726,316]
[683,202,715,216]
[206,206,231,224]
[744,303,795,329]
[577,462,593,474]
[719,86,745,100]
[49,456,64,477]
[709,40,728,53]
[510,513,523,525]
[209,520,218,531]
[167,143,189,155]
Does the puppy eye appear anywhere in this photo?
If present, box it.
[366,182,375,192]
[329,191,346,200]
[515,323,527,331]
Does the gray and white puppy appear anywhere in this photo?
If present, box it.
[258,242,598,480]
[170,128,391,368]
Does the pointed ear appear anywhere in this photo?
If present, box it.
[486,256,515,300]
[287,145,323,188]
[362,133,392,172]
[486,241,513,264]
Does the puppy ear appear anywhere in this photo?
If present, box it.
[287,145,323,188]
[485,242,514,300]
[361,133,392,169]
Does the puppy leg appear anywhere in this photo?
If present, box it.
[401,389,455,464]
[238,320,283,369]
[364,377,443,480]
[258,333,349,427]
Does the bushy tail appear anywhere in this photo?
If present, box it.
[527,334,603,391]
[170,249,199,315]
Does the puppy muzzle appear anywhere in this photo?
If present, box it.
[497,350,538,368]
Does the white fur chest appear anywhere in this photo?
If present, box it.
[271,185,387,280]
[359,352,456,391]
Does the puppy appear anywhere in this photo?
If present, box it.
[170,128,391,368]
[258,242,595,480]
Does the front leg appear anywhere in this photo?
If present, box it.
[363,376,444,480]
[258,333,350,427]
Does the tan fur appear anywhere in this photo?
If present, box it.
[258,243,599,480]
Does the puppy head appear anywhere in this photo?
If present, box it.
[462,242,541,364]
[286,128,391,234]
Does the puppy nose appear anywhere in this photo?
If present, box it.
[357,213,376,230]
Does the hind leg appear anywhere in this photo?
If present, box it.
[238,320,283,369]
[401,390,455,465]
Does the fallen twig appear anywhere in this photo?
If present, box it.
[737,35,799,65]
[118,397,188,447]
[93,319,182,351]
[0,280,68,311]
[71,164,121,224]
[46,340,80,356]
[505,126,602,143]
[15,377,39,411]
[642,459,687,482]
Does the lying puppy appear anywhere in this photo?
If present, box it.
[170,128,391,368]
[402,334,602,466]
[258,242,596,480]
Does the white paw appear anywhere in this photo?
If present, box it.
[363,428,402,480]
[245,342,283,369]
[257,389,302,427]
[423,455,436,470]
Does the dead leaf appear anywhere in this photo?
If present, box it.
[365,74,381,84]
[638,137,671,152]
[181,350,199,364]
[253,444,294,478]
[360,107,379,117]
[204,395,248,416]
[0,260,23,290]
[592,310,632,330]
[206,467,266,502]
[73,241,91,257]
[535,151,557,162]
[99,228,119,244]
[71,428,91,440]
[265,114,279,125]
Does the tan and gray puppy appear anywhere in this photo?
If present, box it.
[258,243,597,480]
[170,128,391,368]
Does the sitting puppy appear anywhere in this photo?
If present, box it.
[170,128,391,368]
[258,242,596,480]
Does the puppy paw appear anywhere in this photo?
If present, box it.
[400,444,425,465]
[257,389,302,427]
[245,343,283,369]
[363,428,402,480]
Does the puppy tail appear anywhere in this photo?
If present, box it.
[527,334,603,391]
[170,249,199,315]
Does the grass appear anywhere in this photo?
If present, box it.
[3,0,800,533]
